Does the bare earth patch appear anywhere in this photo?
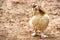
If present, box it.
[0,0,60,40]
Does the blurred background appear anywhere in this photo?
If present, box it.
[0,0,60,40]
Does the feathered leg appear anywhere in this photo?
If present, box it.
[40,33,48,38]
[31,28,37,37]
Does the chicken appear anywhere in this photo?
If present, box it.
[29,3,49,38]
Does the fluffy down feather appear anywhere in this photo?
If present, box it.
[29,14,49,32]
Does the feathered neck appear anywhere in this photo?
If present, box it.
[33,8,45,16]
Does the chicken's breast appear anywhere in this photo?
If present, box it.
[29,14,49,32]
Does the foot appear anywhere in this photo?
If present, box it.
[31,32,37,37]
[40,33,48,38]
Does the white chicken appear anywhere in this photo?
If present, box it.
[29,3,49,38]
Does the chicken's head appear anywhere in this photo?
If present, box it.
[32,3,37,8]
[32,3,45,15]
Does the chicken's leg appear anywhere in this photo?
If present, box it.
[40,33,48,38]
[31,29,37,37]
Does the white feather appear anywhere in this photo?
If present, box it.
[29,16,36,27]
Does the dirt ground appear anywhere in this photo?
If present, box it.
[0,0,60,40]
